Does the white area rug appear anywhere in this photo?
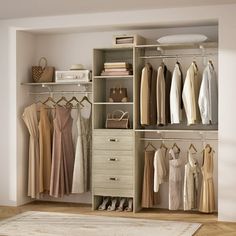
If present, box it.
[0,211,201,236]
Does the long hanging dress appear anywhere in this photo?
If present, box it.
[140,63,152,126]
[22,103,40,198]
[50,106,75,198]
[199,147,215,213]
[72,102,92,193]
[38,104,52,193]
[142,150,160,208]
[183,151,201,211]
[169,148,183,210]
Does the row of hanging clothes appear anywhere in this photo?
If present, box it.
[22,95,92,199]
[141,142,215,213]
[140,60,218,126]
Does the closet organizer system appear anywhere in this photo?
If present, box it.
[21,81,93,199]
[92,42,218,213]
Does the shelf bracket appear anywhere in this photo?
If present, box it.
[42,84,53,97]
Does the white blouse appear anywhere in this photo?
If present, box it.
[170,63,183,124]
[198,63,218,125]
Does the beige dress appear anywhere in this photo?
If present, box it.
[38,104,52,193]
[142,150,159,208]
[169,149,183,210]
[183,151,201,211]
[22,103,40,198]
[50,106,75,198]
[199,148,215,213]
[72,102,92,193]
[140,63,152,126]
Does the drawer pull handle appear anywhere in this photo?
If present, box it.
[108,138,119,142]
[109,177,118,181]
[108,158,118,162]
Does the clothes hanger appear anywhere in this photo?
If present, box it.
[189,143,197,153]
[172,142,180,153]
[208,60,215,70]
[43,96,56,105]
[192,60,198,71]
[56,96,69,106]
[160,141,168,151]
[66,96,84,108]
[80,95,92,105]
[144,142,156,151]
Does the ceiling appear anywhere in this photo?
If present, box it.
[0,0,236,20]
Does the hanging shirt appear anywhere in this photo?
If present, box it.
[140,63,152,126]
[170,63,183,124]
[182,62,201,125]
[153,148,168,193]
[156,66,166,125]
[198,62,218,125]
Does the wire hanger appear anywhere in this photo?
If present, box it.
[80,95,92,105]
[145,142,156,151]
[43,96,56,105]
[66,96,84,108]
[208,60,215,70]
[56,96,69,106]
[160,141,168,151]
[189,143,197,153]
[172,142,180,153]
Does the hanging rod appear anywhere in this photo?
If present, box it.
[29,91,92,95]
[139,53,217,59]
[140,138,218,141]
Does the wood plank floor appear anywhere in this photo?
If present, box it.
[0,201,236,235]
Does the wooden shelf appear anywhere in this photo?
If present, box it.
[93,75,133,79]
[135,129,218,133]
[21,81,92,86]
[93,102,133,105]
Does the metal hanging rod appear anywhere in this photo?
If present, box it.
[139,52,217,60]
[29,91,92,95]
[140,138,218,141]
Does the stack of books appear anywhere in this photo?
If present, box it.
[101,62,133,76]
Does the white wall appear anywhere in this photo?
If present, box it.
[0,4,236,221]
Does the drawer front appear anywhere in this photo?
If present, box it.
[93,150,133,175]
[93,188,134,198]
[93,131,134,150]
[93,174,133,190]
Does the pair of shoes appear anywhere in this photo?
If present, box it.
[107,197,118,211]
[116,198,126,212]
[98,197,110,211]
[124,198,133,212]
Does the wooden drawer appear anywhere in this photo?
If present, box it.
[93,150,133,175]
[93,174,133,190]
[93,188,134,198]
[93,130,134,150]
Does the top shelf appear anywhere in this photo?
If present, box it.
[21,81,92,86]
[135,42,218,50]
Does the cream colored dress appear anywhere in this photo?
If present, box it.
[169,148,183,210]
[72,102,92,193]
[22,103,40,198]
[183,151,201,211]
[199,147,215,213]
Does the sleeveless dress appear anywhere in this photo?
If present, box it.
[199,148,215,213]
[50,106,75,198]
[22,103,40,198]
[169,148,183,210]
[72,102,92,193]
